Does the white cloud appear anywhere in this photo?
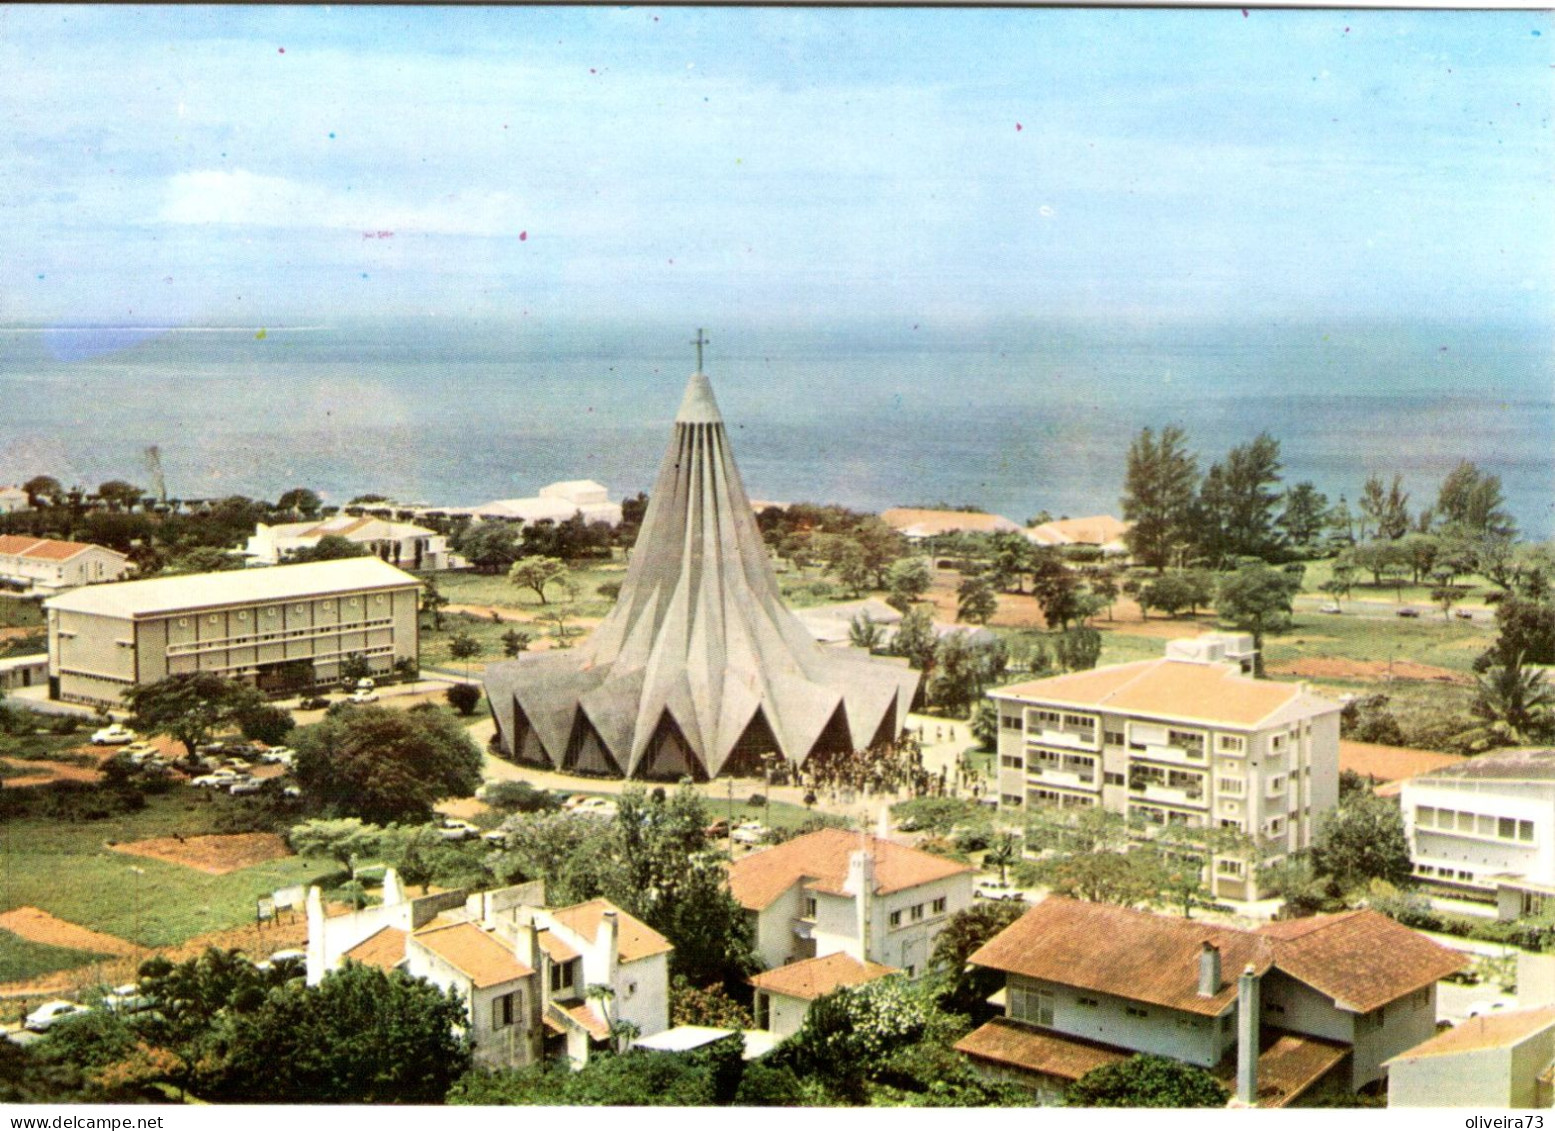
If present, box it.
[158,169,526,237]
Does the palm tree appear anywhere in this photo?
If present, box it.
[1455,651,1555,751]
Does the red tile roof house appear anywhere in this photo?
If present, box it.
[307,872,672,1070]
[726,828,974,976]
[955,897,1466,1106]
[0,535,131,595]
[749,952,900,1037]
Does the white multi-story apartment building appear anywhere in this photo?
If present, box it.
[1399,748,1555,917]
[989,636,1341,900]
[725,827,974,976]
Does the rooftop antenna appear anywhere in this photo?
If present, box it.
[691,328,709,373]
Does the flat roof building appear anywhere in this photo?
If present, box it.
[44,557,421,706]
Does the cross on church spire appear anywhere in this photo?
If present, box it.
[691,328,709,373]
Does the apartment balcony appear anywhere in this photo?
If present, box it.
[1028,765,1098,791]
[1032,727,1098,752]
[1131,781,1206,807]
[1137,742,1208,768]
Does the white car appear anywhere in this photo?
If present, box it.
[349,689,379,704]
[104,984,153,1015]
[732,821,769,845]
[227,777,263,796]
[1319,602,1342,614]
[25,1000,92,1032]
[120,742,160,764]
[259,747,295,765]
[438,818,480,842]
[91,724,135,746]
[572,797,618,819]
[191,769,243,789]
[355,678,376,692]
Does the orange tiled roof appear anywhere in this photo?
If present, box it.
[880,508,1021,537]
[0,535,120,562]
[0,536,39,555]
[343,926,408,972]
[548,899,673,963]
[1026,515,1131,547]
[537,928,580,964]
[748,952,899,1001]
[1339,740,1467,786]
[1257,910,1468,1013]
[726,828,972,911]
[1388,1005,1555,1063]
[969,897,1268,1017]
[955,1018,1130,1082]
[411,921,533,988]
[993,657,1334,728]
[1209,1029,1352,1108]
[562,1000,611,1040]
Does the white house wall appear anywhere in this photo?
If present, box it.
[1403,778,1555,892]
[614,953,669,1040]
[1008,974,1223,1068]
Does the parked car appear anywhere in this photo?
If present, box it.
[975,879,1025,902]
[1455,609,1475,621]
[104,984,153,1015]
[120,742,160,764]
[227,777,263,796]
[349,688,379,704]
[1396,607,1421,618]
[572,797,618,819]
[1319,602,1342,614]
[259,747,295,765]
[91,724,135,746]
[25,1001,92,1032]
[732,821,769,845]
[191,769,243,789]
[438,818,480,842]
[704,818,730,838]
[299,696,330,711]
[355,678,376,692]
[482,829,511,847]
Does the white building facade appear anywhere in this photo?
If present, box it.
[989,641,1341,900]
[244,516,450,570]
[0,535,131,595]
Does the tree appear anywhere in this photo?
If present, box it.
[214,963,470,1103]
[285,533,369,563]
[287,817,386,872]
[886,557,933,612]
[448,631,482,680]
[1030,550,1083,629]
[1310,790,1412,891]
[1216,564,1300,677]
[160,546,247,575]
[508,556,568,604]
[420,576,449,631]
[956,574,998,625]
[1121,425,1199,571]
[500,628,533,657]
[1436,460,1516,539]
[969,700,999,750]
[446,682,482,716]
[1278,481,1330,552]
[338,652,374,685]
[1139,572,1197,619]
[22,475,62,507]
[1198,432,1284,564]
[848,612,885,652]
[237,703,295,747]
[892,607,939,673]
[1035,848,1162,908]
[294,705,483,824]
[1053,625,1101,672]
[928,632,1007,717]
[275,487,323,518]
[122,673,267,756]
[852,516,907,589]
[983,830,1020,885]
[96,480,143,512]
[1067,1054,1228,1108]
[826,539,872,597]
[1454,651,1555,751]
[929,901,1026,1013]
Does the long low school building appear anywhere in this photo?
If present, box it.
[43,558,422,706]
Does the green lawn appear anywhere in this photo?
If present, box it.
[1297,557,1500,609]
[0,929,108,982]
[0,597,43,630]
[1262,610,1493,674]
[0,791,334,948]
[433,563,629,620]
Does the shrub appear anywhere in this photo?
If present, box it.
[238,704,296,747]
[482,781,561,813]
[49,715,80,736]
[445,683,483,716]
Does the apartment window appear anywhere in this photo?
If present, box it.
[1417,806,1437,829]
[1104,772,1125,787]
[1521,820,1536,843]
[932,897,947,915]
[911,903,925,922]
[550,960,573,994]
[1125,1005,1149,1019]
[1220,818,1243,832]
[1270,734,1286,751]
[1001,755,1023,769]
[1010,987,1053,1027]
[1266,817,1286,837]
[1104,730,1125,747]
[493,992,517,1030]
[803,896,817,919]
[1216,858,1245,877]
[905,964,916,978]
[889,910,903,928]
[1001,794,1023,808]
[1077,996,1099,1008]
[1218,777,1244,796]
[1001,714,1022,730]
[1217,735,1245,754]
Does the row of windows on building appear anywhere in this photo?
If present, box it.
[888,897,947,928]
[1002,709,1257,757]
[1415,807,1536,843]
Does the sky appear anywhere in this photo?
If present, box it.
[1,6,1551,328]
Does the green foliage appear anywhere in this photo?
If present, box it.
[929,901,1026,1014]
[849,611,886,651]
[338,653,374,684]
[891,606,938,671]
[445,681,483,715]
[733,1061,808,1106]
[0,929,109,981]
[928,632,1007,717]
[213,963,471,1103]
[669,975,754,1029]
[123,673,267,756]
[481,780,560,814]
[287,816,385,869]
[969,699,998,750]
[1122,425,1199,571]
[886,556,933,611]
[508,556,568,604]
[285,533,370,563]
[1216,563,1301,675]
[893,795,992,837]
[293,705,482,824]
[500,627,533,657]
[956,574,999,625]
[1311,790,1413,891]
[237,703,295,747]
[776,976,929,1095]
[1067,1054,1228,1108]
[33,1009,138,1071]
[1054,625,1102,672]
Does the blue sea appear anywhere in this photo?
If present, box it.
[1,317,1551,538]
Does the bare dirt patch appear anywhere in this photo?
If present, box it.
[0,907,140,957]
[1270,657,1470,684]
[110,833,293,875]
[0,759,104,788]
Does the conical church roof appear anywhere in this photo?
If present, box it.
[483,363,919,780]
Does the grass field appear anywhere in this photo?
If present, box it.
[1296,557,1500,609]
[0,929,108,982]
[1262,612,1493,674]
[0,598,43,630]
[0,791,332,949]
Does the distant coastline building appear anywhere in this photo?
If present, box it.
[880,507,1021,541]
[989,636,1341,900]
[243,515,450,570]
[446,480,623,527]
[44,557,420,705]
[483,352,919,781]
[1024,514,1131,555]
[0,487,31,515]
[0,535,132,595]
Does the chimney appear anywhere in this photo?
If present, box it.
[1198,941,1221,997]
[601,907,620,985]
[1237,963,1261,1106]
[381,867,405,909]
[846,848,875,962]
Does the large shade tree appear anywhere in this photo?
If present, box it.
[122,673,267,756]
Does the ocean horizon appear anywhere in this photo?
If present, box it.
[2,316,1551,540]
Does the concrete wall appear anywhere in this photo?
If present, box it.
[50,606,136,705]
[1008,974,1222,1068]
[615,953,669,1040]
[1389,1045,1511,1108]
[760,991,811,1039]
[751,883,804,969]
[1350,987,1439,1091]
[405,937,532,1069]
[1404,778,1554,892]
